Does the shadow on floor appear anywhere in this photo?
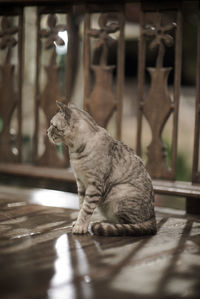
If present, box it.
[0,186,200,299]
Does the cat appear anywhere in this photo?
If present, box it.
[47,101,157,236]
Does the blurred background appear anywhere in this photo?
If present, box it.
[0,1,199,211]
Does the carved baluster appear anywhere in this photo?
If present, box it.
[84,12,124,136]
[35,13,67,167]
[192,4,200,184]
[188,4,200,214]
[137,8,182,180]
[0,16,20,162]
[142,15,176,178]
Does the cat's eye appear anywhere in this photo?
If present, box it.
[51,123,57,129]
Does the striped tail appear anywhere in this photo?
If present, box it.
[90,218,157,236]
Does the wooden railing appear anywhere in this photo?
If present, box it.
[0,0,199,214]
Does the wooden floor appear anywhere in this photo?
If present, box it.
[0,185,200,299]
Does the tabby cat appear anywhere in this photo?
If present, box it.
[47,101,157,236]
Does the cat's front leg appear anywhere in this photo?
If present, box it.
[72,179,86,228]
[77,179,85,209]
[72,184,101,234]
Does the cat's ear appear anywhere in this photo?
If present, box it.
[68,103,76,109]
[56,101,71,121]
[56,101,65,112]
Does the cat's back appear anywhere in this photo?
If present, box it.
[108,139,152,186]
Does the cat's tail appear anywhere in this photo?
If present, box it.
[90,217,157,236]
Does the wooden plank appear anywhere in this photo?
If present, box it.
[33,9,41,164]
[187,2,200,213]
[0,8,23,163]
[0,184,200,299]
[153,180,200,198]
[17,8,24,163]
[116,11,125,140]
[136,8,145,156]
[171,6,182,179]
[192,2,200,183]
[0,163,200,199]
[0,0,135,5]
[0,163,75,182]
[141,1,181,11]
[186,197,200,214]
[83,12,91,110]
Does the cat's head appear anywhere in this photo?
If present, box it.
[47,101,98,147]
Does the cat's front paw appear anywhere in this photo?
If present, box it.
[72,223,88,234]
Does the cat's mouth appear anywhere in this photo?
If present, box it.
[47,126,63,145]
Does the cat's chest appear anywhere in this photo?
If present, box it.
[70,158,91,186]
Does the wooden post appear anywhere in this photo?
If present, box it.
[188,2,200,214]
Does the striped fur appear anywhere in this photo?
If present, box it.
[47,101,157,237]
[91,218,157,236]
